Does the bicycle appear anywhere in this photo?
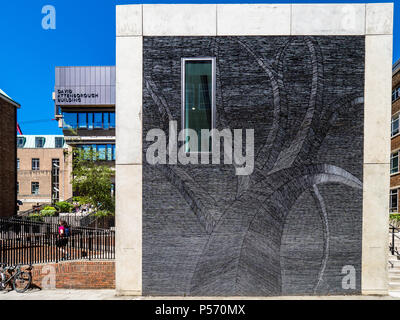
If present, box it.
[0,264,32,293]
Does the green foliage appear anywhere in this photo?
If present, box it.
[40,210,56,217]
[72,196,83,203]
[71,148,115,214]
[390,213,400,222]
[42,206,56,211]
[93,210,114,218]
[55,201,73,213]
[40,206,57,217]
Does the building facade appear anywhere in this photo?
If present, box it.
[390,60,400,212]
[53,66,116,165]
[115,3,393,296]
[17,135,72,211]
[0,89,19,217]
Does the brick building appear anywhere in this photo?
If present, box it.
[17,135,72,211]
[0,89,20,217]
[390,59,400,212]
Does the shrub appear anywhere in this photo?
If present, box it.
[42,206,56,211]
[390,213,400,221]
[40,209,57,217]
[40,206,57,217]
[93,210,114,218]
[55,201,73,213]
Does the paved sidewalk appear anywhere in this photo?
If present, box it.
[0,289,400,300]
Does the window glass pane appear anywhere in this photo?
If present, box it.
[98,145,106,160]
[393,116,400,137]
[94,113,103,129]
[55,137,64,148]
[35,137,45,148]
[112,144,116,161]
[63,113,77,129]
[92,144,97,160]
[109,112,115,128]
[81,145,90,160]
[88,113,93,130]
[391,189,398,212]
[391,152,399,174]
[78,113,87,129]
[103,113,110,129]
[32,158,40,170]
[107,144,112,160]
[31,182,39,195]
[184,60,213,152]
[17,137,25,148]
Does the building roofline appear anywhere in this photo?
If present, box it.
[0,90,20,108]
[393,58,400,75]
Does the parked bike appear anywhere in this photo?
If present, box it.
[0,264,32,293]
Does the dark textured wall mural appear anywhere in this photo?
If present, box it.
[142,36,365,296]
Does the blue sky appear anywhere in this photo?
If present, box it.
[0,0,398,135]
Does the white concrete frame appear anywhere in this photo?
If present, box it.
[116,3,393,296]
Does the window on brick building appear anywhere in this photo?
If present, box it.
[17,158,20,170]
[32,158,40,171]
[392,114,400,137]
[17,182,19,194]
[31,182,39,195]
[393,87,400,102]
[391,189,398,213]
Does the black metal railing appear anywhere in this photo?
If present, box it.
[0,218,114,266]
[390,224,400,256]
[9,215,114,230]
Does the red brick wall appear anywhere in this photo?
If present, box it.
[29,261,115,289]
[0,100,16,217]
[392,135,400,151]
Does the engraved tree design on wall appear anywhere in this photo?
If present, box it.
[143,36,364,296]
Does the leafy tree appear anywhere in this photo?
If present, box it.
[71,148,115,215]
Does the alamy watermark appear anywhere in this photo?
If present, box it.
[41,5,56,30]
[145,121,255,176]
[341,265,356,290]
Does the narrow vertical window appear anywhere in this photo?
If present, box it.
[78,113,88,129]
[109,112,116,128]
[391,151,399,174]
[392,114,399,137]
[94,113,103,129]
[182,58,215,152]
[32,158,40,171]
[51,159,60,202]
[103,113,110,130]
[390,189,398,212]
[17,158,20,170]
